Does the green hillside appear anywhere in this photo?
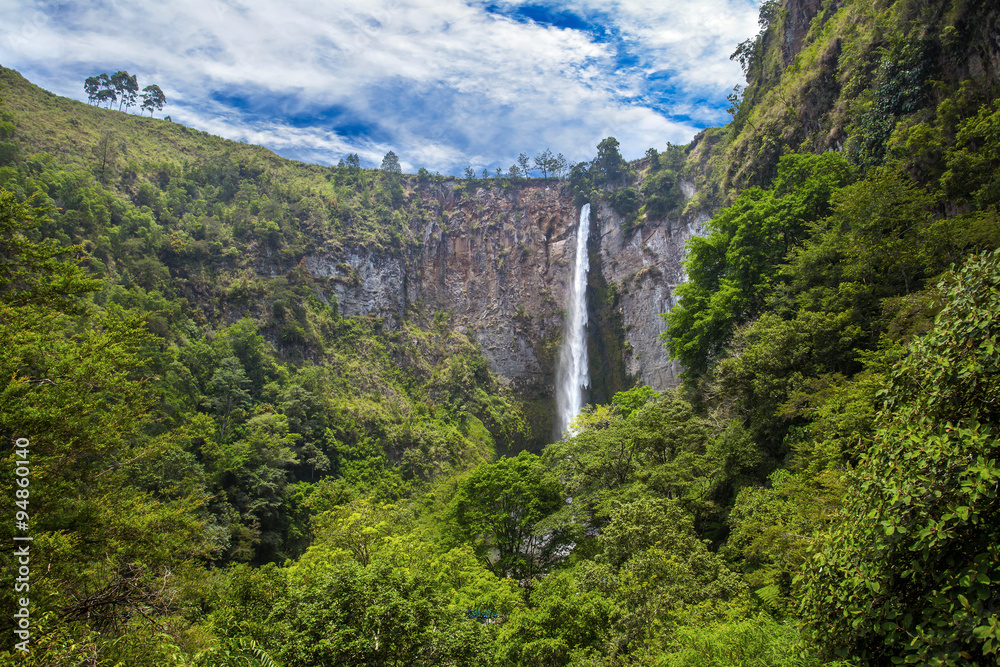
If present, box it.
[2,0,1000,663]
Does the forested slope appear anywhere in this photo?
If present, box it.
[1,0,1000,664]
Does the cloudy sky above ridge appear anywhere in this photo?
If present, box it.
[1,0,760,174]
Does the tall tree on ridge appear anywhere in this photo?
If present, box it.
[84,76,101,105]
[110,71,138,112]
[517,152,531,178]
[553,152,568,178]
[140,84,166,116]
[380,150,401,176]
[95,73,116,108]
[534,148,554,178]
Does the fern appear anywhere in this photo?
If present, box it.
[193,638,280,667]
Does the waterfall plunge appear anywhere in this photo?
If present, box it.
[555,203,591,438]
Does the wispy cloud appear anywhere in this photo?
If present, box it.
[1,0,760,174]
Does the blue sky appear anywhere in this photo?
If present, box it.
[1,0,761,175]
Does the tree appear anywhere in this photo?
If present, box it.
[553,153,568,178]
[518,152,531,178]
[380,151,404,205]
[448,452,571,595]
[93,130,119,183]
[836,167,934,296]
[0,191,102,312]
[641,166,684,219]
[210,411,300,562]
[533,149,566,179]
[84,76,101,104]
[309,497,400,566]
[140,84,166,116]
[207,356,252,441]
[274,558,460,666]
[380,150,401,176]
[602,498,746,654]
[534,149,554,178]
[0,189,206,660]
[95,73,116,108]
[729,1,777,82]
[663,152,856,376]
[593,137,629,185]
[798,250,1000,665]
[644,147,660,169]
[494,566,617,665]
[726,84,744,119]
[544,390,718,529]
[110,70,138,112]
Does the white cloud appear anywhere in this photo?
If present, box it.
[0,0,761,173]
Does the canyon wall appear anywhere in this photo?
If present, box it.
[591,195,708,393]
[305,179,709,402]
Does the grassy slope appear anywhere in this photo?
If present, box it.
[0,65,328,184]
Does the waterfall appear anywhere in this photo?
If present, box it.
[555,203,591,438]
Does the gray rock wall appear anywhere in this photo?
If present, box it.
[592,196,708,391]
[302,180,708,395]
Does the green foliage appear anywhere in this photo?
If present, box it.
[664,152,856,375]
[605,499,746,658]
[532,148,567,179]
[941,97,1000,211]
[609,186,640,229]
[640,144,687,220]
[379,150,404,206]
[215,520,524,667]
[0,68,548,662]
[495,566,617,666]
[717,309,865,458]
[592,137,630,185]
[853,37,934,169]
[833,167,935,295]
[447,452,571,591]
[277,558,447,666]
[545,390,720,532]
[0,191,102,312]
[140,84,167,117]
[610,384,656,418]
[305,497,401,566]
[725,468,846,597]
[3,4,1000,661]
[798,251,1000,664]
[661,601,840,667]
[0,186,207,663]
[566,137,637,211]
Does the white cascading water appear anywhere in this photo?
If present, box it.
[555,203,591,438]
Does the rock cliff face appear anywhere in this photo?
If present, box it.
[305,179,705,410]
[306,183,577,398]
[407,184,578,397]
[592,196,708,392]
[781,0,825,67]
